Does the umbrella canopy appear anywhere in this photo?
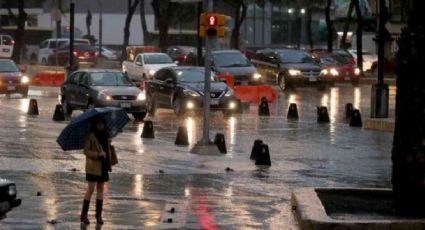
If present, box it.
[57,107,129,151]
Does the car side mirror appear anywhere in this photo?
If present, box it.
[165,78,175,85]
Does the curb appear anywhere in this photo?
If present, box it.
[363,118,395,132]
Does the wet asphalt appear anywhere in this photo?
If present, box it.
[0,83,395,229]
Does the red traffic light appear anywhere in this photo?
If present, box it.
[207,15,217,26]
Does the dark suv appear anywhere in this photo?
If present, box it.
[0,178,21,219]
[251,49,330,90]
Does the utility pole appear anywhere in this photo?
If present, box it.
[98,0,103,56]
[69,3,75,72]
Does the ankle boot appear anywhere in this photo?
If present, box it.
[80,199,90,225]
[95,199,104,224]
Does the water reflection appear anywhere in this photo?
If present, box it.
[329,88,339,144]
[19,98,30,113]
[133,174,143,197]
[185,117,196,146]
[354,87,361,110]
[320,93,329,106]
[226,117,236,145]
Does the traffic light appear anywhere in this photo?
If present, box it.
[199,13,226,38]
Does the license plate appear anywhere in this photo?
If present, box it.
[210,99,219,105]
[120,102,131,108]
[309,77,317,82]
[7,86,16,91]
[344,77,350,80]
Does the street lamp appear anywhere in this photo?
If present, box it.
[300,8,306,14]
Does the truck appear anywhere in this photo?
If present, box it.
[122,47,177,83]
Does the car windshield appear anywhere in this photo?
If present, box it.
[320,54,351,65]
[89,72,133,86]
[212,52,251,67]
[176,69,218,83]
[278,50,314,63]
[144,54,173,64]
[0,60,19,72]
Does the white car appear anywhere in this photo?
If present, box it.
[122,52,177,83]
[348,49,377,72]
[95,46,119,61]
[38,38,90,65]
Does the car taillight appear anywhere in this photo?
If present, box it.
[73,51,78,56]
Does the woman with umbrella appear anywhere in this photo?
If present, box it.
[80,116,111,225]
[57,107,129,225]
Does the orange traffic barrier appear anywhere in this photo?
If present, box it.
[234,85,276,103]
[217,74,235,89]
[31,71,65,87]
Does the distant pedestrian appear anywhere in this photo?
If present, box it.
[80,117,113,225]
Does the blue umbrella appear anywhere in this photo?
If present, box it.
[57,107,129,151]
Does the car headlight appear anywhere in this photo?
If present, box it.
[253,73,262,80]
[8,184,16,196]
[329,68,339,76]
[21,75,29,84]
[183,89,200,97]
[288,69,301,76]
[98,93,112,101]
[137,92,146,101]
[354,68,361,75]
[320,69,329,75]
[148,69,156,76]
[224,89,234,97]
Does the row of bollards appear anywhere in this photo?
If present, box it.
[258,97,362,127]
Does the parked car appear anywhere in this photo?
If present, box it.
[370,52,396,75]
[60,69,147,120]
[0,178,21,219]
[210,50,263,86]
[38,38,90,65]
[0,34,14,59]
[145,66,238,116]
[251,48,328,91]
[165,46,197,64]
[95,45,119,61]
[348,49,377,72]
[47,44,97,67]
[122,52,177,83]
[0,59,29,97]
[311,51,361,86]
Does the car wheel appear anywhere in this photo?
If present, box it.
[62,98,73,116]
[173,96,185,116]
[133,112,147,121]
[147,95,157,116]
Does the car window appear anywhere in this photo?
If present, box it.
[212,52,251,67]
[89,72,133,86]
[154,69,169,81]
[2,35,14,45]
[69,72,82,84]
[135,55,142,64]
[0,60,19,72]
[144,54,173,64]
[278,50,314,64]
[40,41,48,48]
[79,73,89,85]
[176,69,218,83]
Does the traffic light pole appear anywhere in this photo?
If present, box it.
[202,0,213,145]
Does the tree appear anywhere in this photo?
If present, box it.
[227,0,248,49]
[325,0,334,52]
[6,0,27,64]
[121,0,140,61]
[392,0,425,216]
[352,0,363,73]
[140,0,152,45]
[151,0,172,50]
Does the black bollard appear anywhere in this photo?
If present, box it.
[141,120,155,138]
[345,103,354,121]
[27,99,39,115]
[317,106,330,123]
[250,139,263,160]
[349,109,363,127]
[52,104,65,121]
[175,126,189,146]
[214,133,227,154]
[258,96,270,116]
[287,103,299,120]
[255,144,271,166]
